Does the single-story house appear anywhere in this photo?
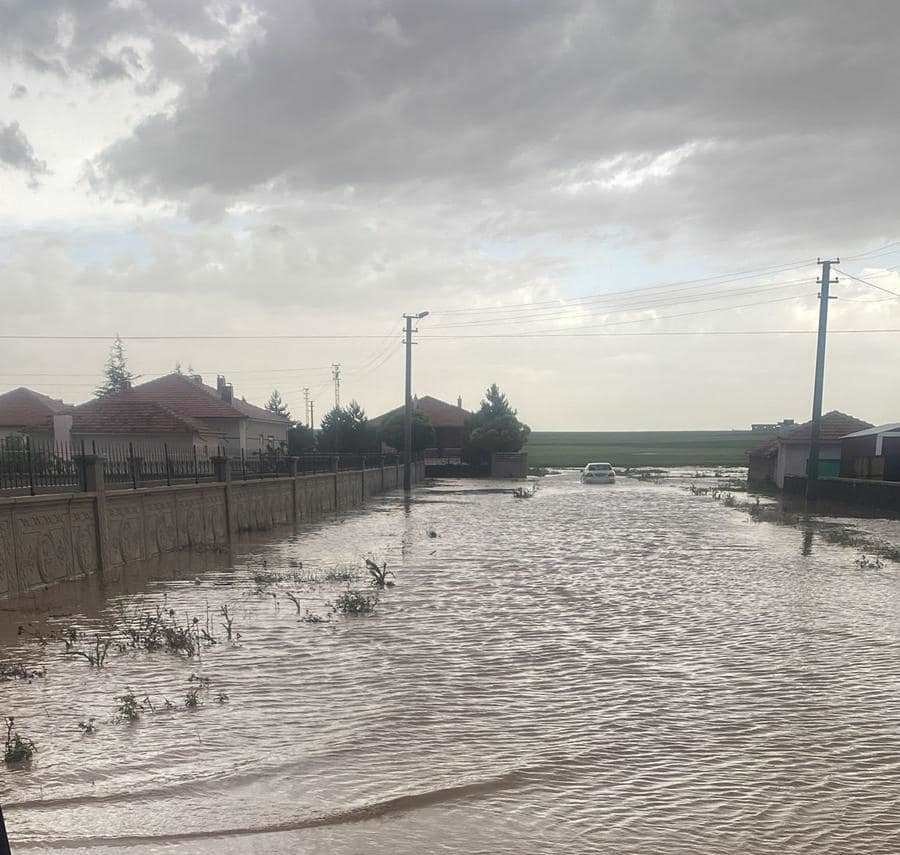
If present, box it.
[371,395,472,455]
[767,411,872,488]
[70,373,290,453]
[839,423,900,482]
[0,387,73,446]
[70,396,219,453]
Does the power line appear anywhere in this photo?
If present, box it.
[430,259,817,317]
[833,268,900,299]
[418,328,900,339]
[427,278,815,329]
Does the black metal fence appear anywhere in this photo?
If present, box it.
[0,439,86,493]
[0,437,402,496]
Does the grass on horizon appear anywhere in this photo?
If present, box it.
[525,430,761,469]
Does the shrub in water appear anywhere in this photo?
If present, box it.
[4,717,36,764]
[333,589,378,616]
[114,689,142,723]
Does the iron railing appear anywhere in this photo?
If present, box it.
[0,437,403,495]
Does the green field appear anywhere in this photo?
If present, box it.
[525,431,760,469]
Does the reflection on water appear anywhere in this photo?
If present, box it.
[1,472,899,854]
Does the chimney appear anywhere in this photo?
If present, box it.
[223,384,234,404]
[122,380,132,391]
[217,375,227,396]
[190,373,203,385]
[457,396,462,409]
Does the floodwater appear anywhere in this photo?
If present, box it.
[2,472,899,854]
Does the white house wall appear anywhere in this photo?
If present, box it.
[775,442,842,488]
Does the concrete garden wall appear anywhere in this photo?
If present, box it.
[0,461,424,601]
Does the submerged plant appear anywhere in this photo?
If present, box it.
[333,589,378,616]
[64,632,112,667]
[114,689,142,723]
[367,562,394,589]
[4,717,36,764]
[0,663,46,681]
[219,605,237,641]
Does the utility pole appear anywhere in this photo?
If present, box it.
[309,400,315,432]
[806,257,839,495]
[332,364,341,409]
[303,387,310,427]
[403,311,429,492]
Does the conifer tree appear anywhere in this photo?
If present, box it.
[265,389,291,419]
[95,335,135,398]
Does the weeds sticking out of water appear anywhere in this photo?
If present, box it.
[367,562,394,589]
[301,610,326,623]
[855,555,885,569]
[219,605,238,641]
[78,718,97,735]
[114,689,143,723]
[184,687,202,708]
[215,692,229,704]
[333,589,378,616]
[0,663,46,681]
[4,717,36,765]
[64,632,112,667]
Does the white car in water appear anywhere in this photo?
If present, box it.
[581,462,615,484]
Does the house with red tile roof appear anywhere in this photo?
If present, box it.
[70,373,291,453]
[0,387,73,445]
[371,395,471,453]
[771,410,872,488]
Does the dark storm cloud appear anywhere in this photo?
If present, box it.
[84,0,900,247]
[0,120,48,184]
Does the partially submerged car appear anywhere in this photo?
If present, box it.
[581,462,615,484]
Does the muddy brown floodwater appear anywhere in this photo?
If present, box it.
[1,472,899,854]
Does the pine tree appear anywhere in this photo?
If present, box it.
[463,383,531,463]
[265,389,291,419]
[95,335,135,398]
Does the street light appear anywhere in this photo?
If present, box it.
[403,310,429,491]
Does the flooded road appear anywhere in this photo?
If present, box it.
[2,472,900,854]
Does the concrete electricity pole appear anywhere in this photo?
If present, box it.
[309,400,315,432]
[403,311,429,492]
[806,257,839,495]
[332,364,341,409]
[303,387,310,427]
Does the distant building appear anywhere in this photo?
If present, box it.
[371,395,471,457]
[839,423,900,482]
[0,387,73,446]
[70,373,290,453]
[751,419,796,433]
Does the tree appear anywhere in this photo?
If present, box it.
[96,335,135,398]
[287,423,317,455]
[379,410,435,453]
[463,383,531,465]
[318,400,376,453]
[265,389,291,419]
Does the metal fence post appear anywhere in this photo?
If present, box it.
[129,441,137,490]
[193,445,199,484]
[164,443,171,486]
[26,436,35,496]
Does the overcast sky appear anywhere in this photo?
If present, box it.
[1,1,898,429]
